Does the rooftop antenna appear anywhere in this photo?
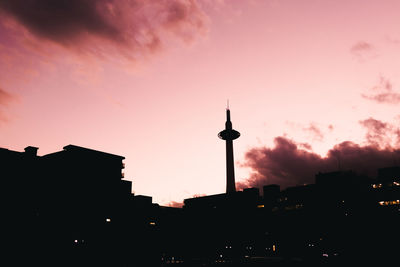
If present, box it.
[227,99,230,110]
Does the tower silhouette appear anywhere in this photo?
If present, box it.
[218,107,240,194]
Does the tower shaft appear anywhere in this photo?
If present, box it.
[225,139,236,193]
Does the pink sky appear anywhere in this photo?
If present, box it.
[1,0,400,205]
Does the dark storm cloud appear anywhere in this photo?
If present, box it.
[0,0,118,43]
[0,0,208,54]
[238,136,400,191]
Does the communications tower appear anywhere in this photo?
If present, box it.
[218,106,240,194]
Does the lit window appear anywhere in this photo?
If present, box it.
[257,204,265,208]
[372,183,382,189]
[272,245,276,252]
[379,200,400,206]
[149,222,156,225]
[106,218,111,223]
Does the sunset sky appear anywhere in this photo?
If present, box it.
[1,0,400,206]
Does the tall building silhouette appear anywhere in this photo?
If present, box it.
[218,107,240,193]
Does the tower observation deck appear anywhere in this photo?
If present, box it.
[218,108,240,194]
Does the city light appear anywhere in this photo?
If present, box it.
[379,200,400,206]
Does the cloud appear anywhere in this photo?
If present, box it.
[0,0,208,59]
[298,142,312,150]
[366,93,400,104]
[359,117,400,148]
[0,0,119,43]
[238,137,329,189]
[362,76,400,105]
[303,123,324,141]
[238,136,400,191]
[0,87,13,122]
[359,118,392,148]
[350,41,373,53]
[0,87,12,106]
[350,41,375,61]
[385,35,400,45]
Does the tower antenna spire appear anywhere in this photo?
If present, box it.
[227,99,229,110]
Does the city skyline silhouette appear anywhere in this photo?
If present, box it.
[1,1,400,266]
[2,137,400,266]
[1,1,400,206]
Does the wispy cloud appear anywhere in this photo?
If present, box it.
[0,87,12,106]
[350,41,376,62]
[0,87,13,122]
[362,75,400,105]
[303,123,324,142]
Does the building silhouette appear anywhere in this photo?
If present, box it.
[1,145,160,267]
